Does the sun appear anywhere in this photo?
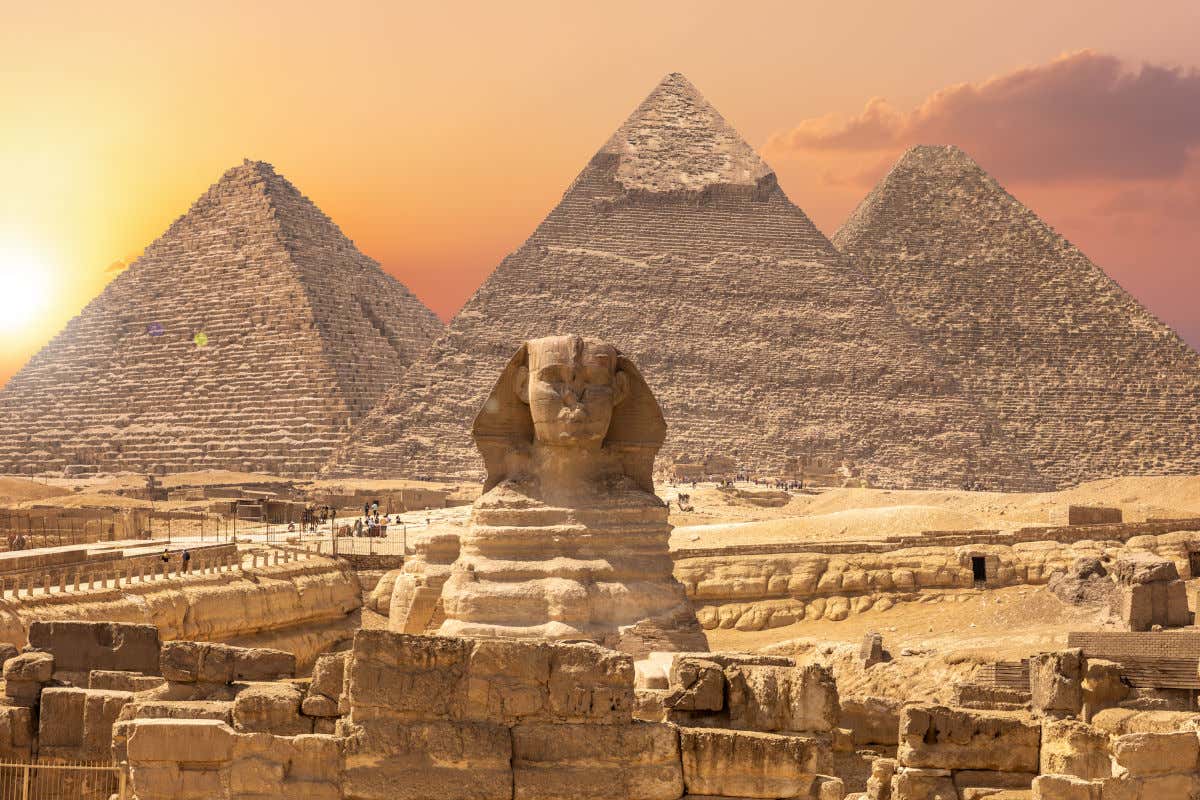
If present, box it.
[0,241,53,334]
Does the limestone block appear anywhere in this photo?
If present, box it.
[125,718,236,763]
[232,682,313,735]
[890,768,956,800]
[813,775,845,799]
[0,703,32,759]
[1080,659,1127,721]
[161,641,297,684]
[28,620,161,675]
[511,722,683,800]
[1030,649,1084,718]
[118,699,234,724]
[665,657,725,712]
[839,695,900,745]
[898,706,1039,773]
[866,757,895,800]
[4,651,53,683]
[340,718,513,800]
[1030,775,1100,800]
[1041,719,1111,780]
[38,688,86,749]
[1111,731,1200,776]
[0,644,19,667]
[725,663,839,733]
[309,650,348,699]
[680,727,824,799]
[464,638,554,724]
[345,630,471,722]
[544,639,635,725]
[89,670,167,692]
[232,731,343,797]
[303,693,340,717]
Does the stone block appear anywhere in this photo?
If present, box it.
[1030,649,1084,717]
[118,699,234,724]
[1031,775,1100,800]
[724,663,839,733]
[665,657,725,712]
[88,670,167,692]
[890,767,956,800]
[126,718,236,763]
[232,682,312,735]
[544,641,635,725]
[1041,719,1111,780]
[37,687,85,749]
[309,650,348,699]
[341,718,512,800]
[680,727,825,799]
[28,620,161,675]
[866,757,895,800]
[0,704,34,760]
[511,722,683,800]
[3,651,53,683]
[160,641,296,684]
[899,705,1039,773]
[302,692,340,717]
[346,631,472,721]
[1111,730,1200,776]
[839,695,900,745]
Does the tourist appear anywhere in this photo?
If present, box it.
[182,549,191,571]
[353,518,363,537]
[160,548,169,564]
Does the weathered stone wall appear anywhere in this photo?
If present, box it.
[834,144,1200,489]
[119,631,846,800]
[673,527,1200,632]
[0,160,443,477]
[0,556,360,667]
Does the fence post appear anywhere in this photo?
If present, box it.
[119,764,128,799]
[21,762,29,800]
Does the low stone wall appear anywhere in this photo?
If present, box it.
[0,553,361,667]
[673,526,1200,632]
[120,631,847,800]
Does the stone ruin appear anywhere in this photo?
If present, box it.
[4,616,1200,799]
[392,335,707,656]
[0,160,443,477]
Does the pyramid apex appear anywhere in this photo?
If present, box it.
[895,144,984,172]
[598,74,773,193]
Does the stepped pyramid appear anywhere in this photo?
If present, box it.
[0,160,443,477]
[834,145,1200,487]
[327,75,1044,489]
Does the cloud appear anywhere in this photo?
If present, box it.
[768,51,1200,183]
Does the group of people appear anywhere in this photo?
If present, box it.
[5,533,27,551]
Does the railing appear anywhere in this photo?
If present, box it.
[0,759,125,799]
[0,545,240,600]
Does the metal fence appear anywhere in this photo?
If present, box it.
[0,510,124,548]
[0,759,125,799]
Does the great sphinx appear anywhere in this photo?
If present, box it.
[390,334,707,656]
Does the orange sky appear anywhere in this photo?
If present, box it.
[3,1,1199,387]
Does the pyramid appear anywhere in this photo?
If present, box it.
[327,75,1044,489]
[0,160,443,477]
[834,145,1200,487]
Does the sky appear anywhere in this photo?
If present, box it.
[2,1,1199,387]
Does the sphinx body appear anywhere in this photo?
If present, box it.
[411,334,707,656]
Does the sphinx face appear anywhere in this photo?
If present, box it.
[518,335,629,448]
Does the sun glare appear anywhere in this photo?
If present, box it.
[0,242,53,334]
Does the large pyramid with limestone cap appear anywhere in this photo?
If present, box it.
[834,144,1200,487]
[328,74,1045,489]
[0,160,443,477]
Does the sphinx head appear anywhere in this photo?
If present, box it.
[516,336,630,448]
[473,335,666,492]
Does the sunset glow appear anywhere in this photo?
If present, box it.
[2,1,1199,387]
[0,241,52,334]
